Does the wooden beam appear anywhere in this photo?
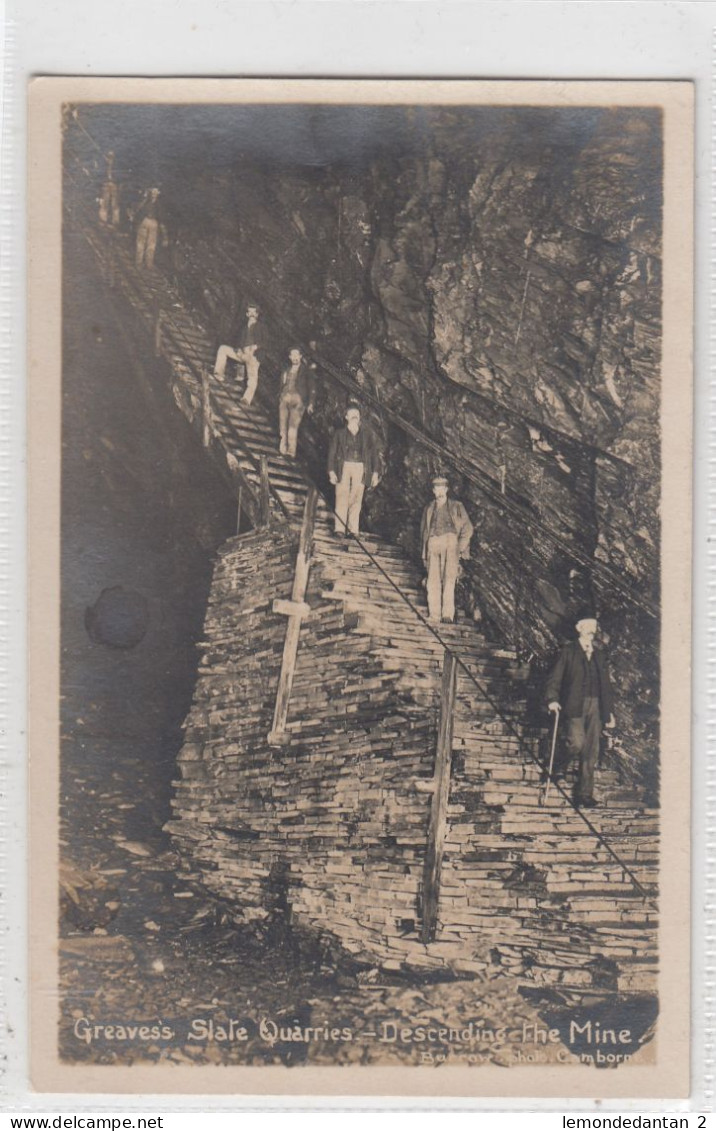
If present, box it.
[273,598,311,618]
[296,483,318,570]
[421,650,458,944]
[154,305,163,357]
[236,486,243,536]
[267,488,318,746]
[224,452,262,527]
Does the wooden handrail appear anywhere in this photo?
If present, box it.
[258,455,271,527]
[421,651,458,944]
[267,488,318,746]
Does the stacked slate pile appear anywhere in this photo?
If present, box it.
[167,522,437,960]
[168,515,657,990]
[440,671,658,992]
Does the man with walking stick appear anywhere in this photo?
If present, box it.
[544,612,616,808]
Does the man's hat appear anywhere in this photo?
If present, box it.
[575,608,598,631]
[432,475,449,487]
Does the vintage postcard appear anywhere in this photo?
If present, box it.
[28,78,692,1098]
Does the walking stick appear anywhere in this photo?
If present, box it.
[540,705,561,806]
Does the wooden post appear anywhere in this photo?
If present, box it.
[267,488,318,746]
[258,454,271,526]
[236,486,243,536]
[154,305,163,356]
[421,650,458,944]
[201,367,212,448]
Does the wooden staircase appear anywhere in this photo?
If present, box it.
[75,209,659,994]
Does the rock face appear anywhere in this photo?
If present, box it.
[165,105,662,793]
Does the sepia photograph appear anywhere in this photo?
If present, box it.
[28,78,693,1097]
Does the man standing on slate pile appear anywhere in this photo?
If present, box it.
[213,303,265,405]
[134,187,167,270]
[546,613,616,809]
[328,403,382,537]
[278,346,315,457]
[420,476,474,624]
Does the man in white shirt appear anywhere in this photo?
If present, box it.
[327,404,382,536]
[420,476,474,624]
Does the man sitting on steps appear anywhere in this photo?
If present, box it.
[545,612,616,809]
[213,303,265,405]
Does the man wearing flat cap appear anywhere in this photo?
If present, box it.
[328,403,383,536]
[545,613,616,808]
[420,477,474,624]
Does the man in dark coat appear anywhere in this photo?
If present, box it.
[545,613,616,808]
[328,403,382,536]
[278,347,315,457]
